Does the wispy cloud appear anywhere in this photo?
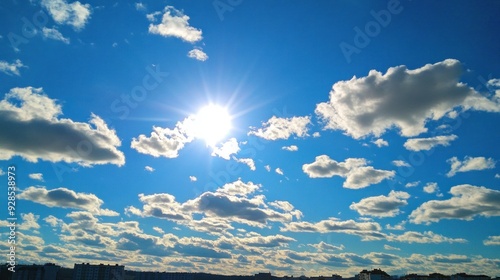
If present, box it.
[0,59,26,76]
[446,156,496,177]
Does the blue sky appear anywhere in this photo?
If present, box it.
[1,0,500,277]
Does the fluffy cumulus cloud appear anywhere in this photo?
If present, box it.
[423,182,439,194]
[446,156,496,177]
[126,180,302,232]
[316,59,500,139]
[409,184,500,224]
[18,186,118,216]
[41,0,92,30]
[131,116,195,158]
[392,160,410,167]
[211,138,240,160]
[404,135,458,151]
[0,87,125,166]
[302,155,394,189]
[42,27,70,44]
[0,59,26,76]
[147,6,202,43]
[372,138,388,147]
[248,116,311,140]
[188,48,208,61]
[350,191,410,218]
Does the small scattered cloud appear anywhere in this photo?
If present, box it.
[446,156,496,177]
[145,166,155,172]
[211,138,240,160]
[147,6,202,43]
[496,174,500,179]
[41,0,92,30]
[405,181,420,188]
[312,132,321,138]
[248,116,311,140]
[316,59,500,139]
[18,186,118,216]
[0,168,5,176]
[410,184,500,224]
[372,139,388,147]
[392,160,410,167]
[234,157,256,171]
[483,236,500,246]
[188,48,208,61]
[384,244,400,251]
[275,168,284,175]
[404,135,458,151]
[302,155,394,189]
[42,27,70,44]
[0,59,26,76]
[264,165,271,172]
[350,191,410,218]
[189,176,197,182]
[135,2,146,11]
[282,145,298,152]
[423,182,438,194]
[29,173,44,181]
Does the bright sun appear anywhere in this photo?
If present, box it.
[192,104,232,146]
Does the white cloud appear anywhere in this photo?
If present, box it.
[189,176,197,182]
[302,155,394,189]
[405,181,420,188]
[496,174,500,179]
[131,116,195,158]
[234,157,256,171]
[312,132,321,138]
[410,184,500,224]
[0,168,4,176]
[147,6,202,43]
[135,2,146,11]
[29,173,44,181]
[384,244,400,251]
[127,180,301,232]
[483,236,500,246]
[372,138,388,147]
[282,145,298,152]
[152,226,164,234]
[0,59,26,76]
[392,160,410,167]
[309,241,344,252]
[145,166,155,172]
[350,191,410,218]
[275,168,284,175]
[264,165,271,172]
[248,116,311,140]
[18,186,118,216]
[0,87,125,166]
[316,59,500,139]
[211,138,240,160]
[281,218,384,241]
[42,27,70,44]
[403,135,457,151]
[446,156,496,177]
[41,0,92,30]
[423,182,438,194]
[387,231,467,244]
[385,221,406,231]
[188,48,208,61]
